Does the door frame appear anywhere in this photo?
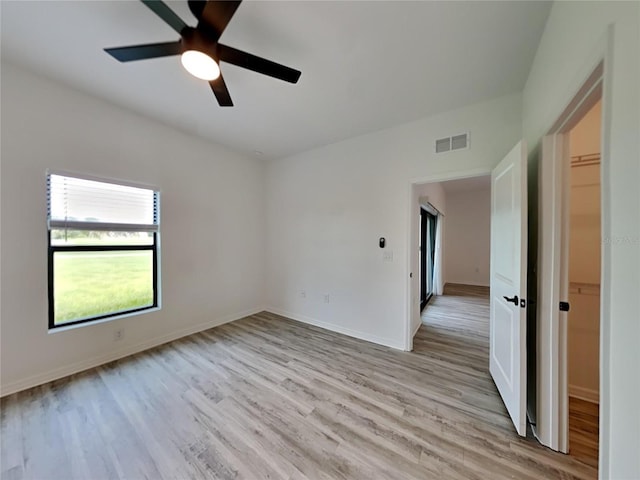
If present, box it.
[536,39,610,466]
[405,167,491,351]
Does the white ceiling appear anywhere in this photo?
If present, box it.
[0,1,551,160]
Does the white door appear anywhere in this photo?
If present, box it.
[490,141,528,436]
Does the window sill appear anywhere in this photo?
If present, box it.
[48,307,161,334]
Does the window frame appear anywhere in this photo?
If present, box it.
[46,171,160,330]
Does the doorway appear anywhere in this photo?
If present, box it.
[534,61,604,471]
[565,100,601,468]
[409,158,528,438]
[408,174,492,346]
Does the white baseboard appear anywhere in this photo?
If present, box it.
[265,307,407,351]
[568,384,599,404]
[0,306,265,397]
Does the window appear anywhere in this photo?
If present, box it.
[47,172,159,329]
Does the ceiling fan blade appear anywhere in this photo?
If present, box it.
[188,0,206,20]
[200,1,242,41]
[210,74,233,106]
[140,0,188,34]
[104,41,182,62]
[217,44,301,83]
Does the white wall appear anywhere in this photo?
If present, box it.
[567,285,600,402]
[416,182,447,215]
[265,92,521,350]
[443,187,491,287]
[568,165,602,285]
[569,103,602,286]
[522,2,639,477]
[0,63,266,395]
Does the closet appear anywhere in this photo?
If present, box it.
[567,101,601,468]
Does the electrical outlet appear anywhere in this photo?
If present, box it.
[299,290,306,299]
[113,328,124,342]
[383,250,394,262]
[323,294,330,304]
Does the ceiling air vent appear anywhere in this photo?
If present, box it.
[435,132,469,154]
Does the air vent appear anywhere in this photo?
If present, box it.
[435,132,469,154]
[435,138,451,153]
[451,133,468,150]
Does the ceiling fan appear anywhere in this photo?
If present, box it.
[104,0,301,107]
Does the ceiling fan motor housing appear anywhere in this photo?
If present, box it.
[180,26,219,60]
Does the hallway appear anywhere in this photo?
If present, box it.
[418,283,597,479]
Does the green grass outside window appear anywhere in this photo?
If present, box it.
[53,251,153,325]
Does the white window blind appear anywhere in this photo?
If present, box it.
[47,173,158,231]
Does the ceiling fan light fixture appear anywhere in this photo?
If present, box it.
[181,50,220,81]
[104,1,301,106]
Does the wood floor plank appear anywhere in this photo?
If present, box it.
[568,397,599,469]
[1,285,597,479]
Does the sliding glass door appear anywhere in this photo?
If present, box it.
[420,208,437,311]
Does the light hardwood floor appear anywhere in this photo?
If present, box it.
[569,397,599,469]
[1,285,597,479]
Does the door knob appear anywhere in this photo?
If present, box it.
[503,295,519,305]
